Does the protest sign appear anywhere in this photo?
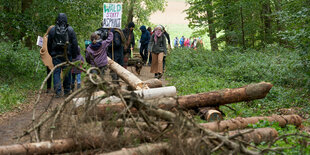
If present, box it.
[36,36,43,47]
[103,3,122,28]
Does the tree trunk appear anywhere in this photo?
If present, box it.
[200,114,302,132]
[126,0,135,25]
[206,0,218,51]
[274,0,285,45]
[21,0,33,48]
[177,82,273,109]
[262,0,272,44]
[108,57,148,90]
[240,6,246,50]
[199,107,223,122]
[143,78,162,88]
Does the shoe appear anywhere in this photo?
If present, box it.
[157,73,162,79]
[55,93,62,98]
[46,88,51,93]
[77,84,81,89]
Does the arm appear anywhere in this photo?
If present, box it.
[148,34,154,52]
[101,31,114,48]
[69,27,78,59]
[47,28,54,57]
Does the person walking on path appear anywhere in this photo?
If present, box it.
[139,25,150,64]
[161,26,170,72]
[86,31,113,76]
[47,13,78,98]
[123,22,135,69]
[107,28,126,83]
[173,37,179,48]
[71,46,84,91]
[179,36,185,47]
[148,25,167,79]
[40,25,55,93]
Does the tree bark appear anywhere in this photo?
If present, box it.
[262,0,272,44]
[177,82,273,109]
[199,107,223,122]
[200,114,302,132]
[108,57,148,90]
[240,6,246,50]
[143,78,162,88]
[206,0,218,51]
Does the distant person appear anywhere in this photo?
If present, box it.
[148,25,167,79]
[108,28,126,83]
[173,37,179,48]
[179,36,185,47]
[47,13,78,98]
[86,31,113,75]
[147,27,153,35]
[71,46,84,91]
[161,26,170,72]
[139,25,150,64]
[123,22,135,69]
[184,38,189,47]
[40,25,54,93]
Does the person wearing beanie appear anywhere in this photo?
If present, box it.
[122,22,135,69]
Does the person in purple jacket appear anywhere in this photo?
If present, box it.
[71,46,84,91]
[86,31,113,75]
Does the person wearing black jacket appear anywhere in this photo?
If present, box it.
[122,22,135,69]
[108,28,125,83]
[47,13,78,97]
[162,26,171,72]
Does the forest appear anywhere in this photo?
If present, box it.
[0,0,309,154]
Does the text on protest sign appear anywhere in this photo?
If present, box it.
[103,3,122,28]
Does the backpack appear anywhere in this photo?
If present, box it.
[53,23,69,49]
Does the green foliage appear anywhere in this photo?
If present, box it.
[165,46,309,117]
[0,41,45,112]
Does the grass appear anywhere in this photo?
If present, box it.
[165,44,309,118]
[0,41,45,113]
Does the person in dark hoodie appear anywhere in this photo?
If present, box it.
[107,28,126,83]
[47,13,78,98]
[86,31,113,76]
[139,25,150,64]
[122,22,135,69]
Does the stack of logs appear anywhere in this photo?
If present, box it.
[0,58,303,155]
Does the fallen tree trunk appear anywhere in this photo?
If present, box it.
[0,137,102,155]
[102,127,278,155]
[199,107,223,122]
[200,114,302,132]
[108,57,148,90]
[177,82,273,109]
[143,78,163,88]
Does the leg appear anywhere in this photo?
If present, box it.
[157,52,164,74]
[52,58,62,96]
[71,73,76,91]
[163,55,166,72]
[76,73,81,89]
[46,67,52,92]
[63,65,72,96]
[150,53,158,74]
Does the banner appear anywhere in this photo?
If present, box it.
[103,3,122,28]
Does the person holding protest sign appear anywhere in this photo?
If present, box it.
[108,28,126,83]
[40,25,54,93]
[148,25,167,79]
[122,22,135,69]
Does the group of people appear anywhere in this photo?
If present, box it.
[40,13,171,98]
[139,25,171,78]
[173,36,204,49]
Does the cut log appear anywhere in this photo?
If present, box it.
[0,137,102,155]
[102,128,278,155]
[108,57,148,90]
[134,86,176,100]
[143,78,163,88]
[199,107,223,122]
[200,114,302,132]
[177,82,273,109]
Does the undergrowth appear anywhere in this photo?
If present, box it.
[165,45,309,118]
[0,41,45,113]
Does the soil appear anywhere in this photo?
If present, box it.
[0,66,167,145]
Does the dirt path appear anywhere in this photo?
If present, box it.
[0,66,167,145]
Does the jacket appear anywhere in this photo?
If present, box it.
[148,33,167,54]
[123,28,135,53]
[72,46,84,74]
[86,32,113,67]
[47,13,78,59]
[140,25,150,45]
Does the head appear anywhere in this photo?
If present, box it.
[155,25,162,31]
[140,25,146,32]
[147,27,152,32]
[56,13,68,26]
[127,22,135,31]
[90,33,100,44]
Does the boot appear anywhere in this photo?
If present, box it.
[77,83,81,89]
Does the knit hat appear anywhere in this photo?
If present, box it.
[128,22,135,28]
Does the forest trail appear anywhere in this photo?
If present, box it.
[0,65,167,145]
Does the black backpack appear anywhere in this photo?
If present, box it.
[53,23,69,49]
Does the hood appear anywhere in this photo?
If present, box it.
[140,25,146,32]
[56,13,68,26]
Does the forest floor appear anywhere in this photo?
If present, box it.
[0,65,166,145]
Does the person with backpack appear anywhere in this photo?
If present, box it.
[148,25,167,79]
[139,25,150,64]
[40,25,54,93]
[107,28,126,83]
[47,13,78,98]
[71,46,84,91]
[86,31,113,76]
[123,22,135,69]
